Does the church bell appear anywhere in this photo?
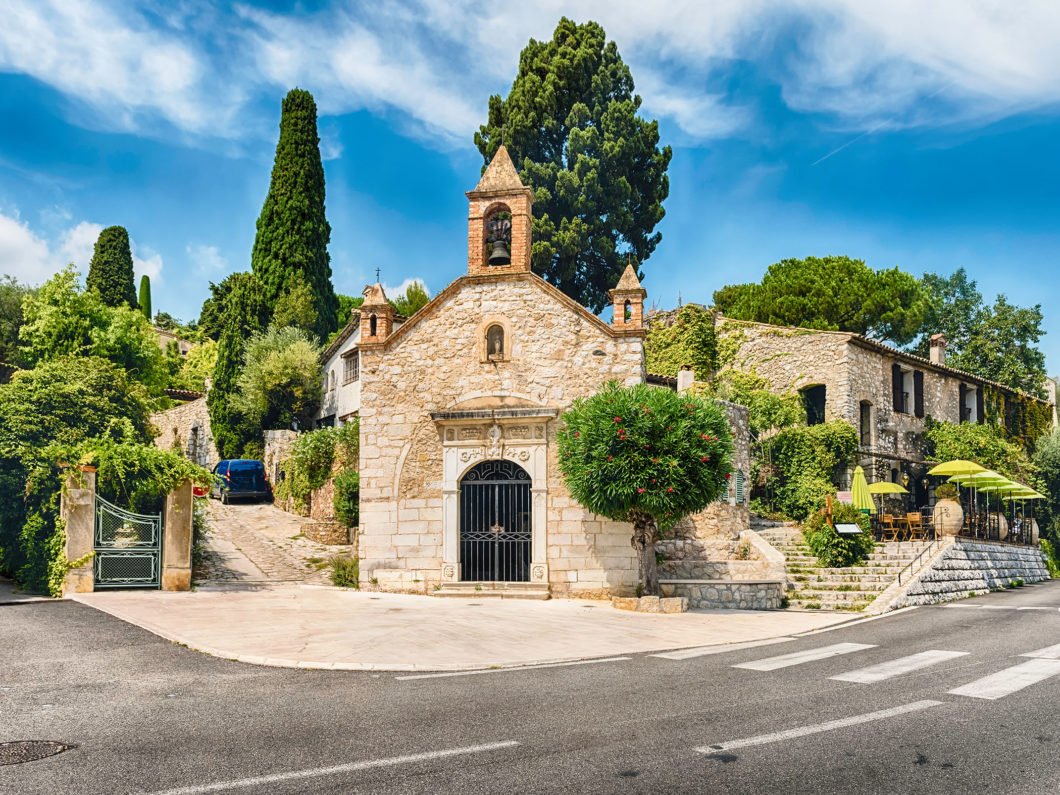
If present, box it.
[488,239,511,266]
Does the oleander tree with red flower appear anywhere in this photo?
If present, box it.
[557,380,734,595]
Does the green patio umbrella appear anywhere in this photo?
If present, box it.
[851,466,875,514]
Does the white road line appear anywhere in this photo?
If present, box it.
[733,642,876,672]
[1022,643,1060,660]
[1017,606,1059,611]
[695,701,942,754]
[830,650,969,684]
[948,659,1060,700]
[395,656,630,680]
[147,741,521,795]
[652,637,796,660]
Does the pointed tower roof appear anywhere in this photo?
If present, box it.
[472,145,527,194]
[616,264,643,291]
[362,282,389,307]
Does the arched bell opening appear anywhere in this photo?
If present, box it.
[483,203,512,268]
[459,459,531,582]
[369,314,378,337]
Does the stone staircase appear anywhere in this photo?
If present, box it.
[755,523,934,612]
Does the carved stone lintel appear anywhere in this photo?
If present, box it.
[507,425,530,439]
[485,423,504,458]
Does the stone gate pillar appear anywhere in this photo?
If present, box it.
[61,465,97,596]
[162,479,194,591]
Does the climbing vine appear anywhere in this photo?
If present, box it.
[645,304,717,377]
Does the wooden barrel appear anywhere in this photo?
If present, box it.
[933,499,964,536]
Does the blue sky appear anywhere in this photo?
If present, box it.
[1,1,1058,369]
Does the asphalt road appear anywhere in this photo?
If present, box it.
[2,582,1059,794]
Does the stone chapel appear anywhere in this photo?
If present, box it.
[356,146,653,597]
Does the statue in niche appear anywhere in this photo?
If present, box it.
[486,324,505,360]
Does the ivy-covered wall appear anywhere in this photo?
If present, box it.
[981,384,1053,453]
[645,305,717,377]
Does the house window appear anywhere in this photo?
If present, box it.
[486,324,505,360]
[859,401,872,447]
[960,384,980,423]
[343,353,359,384]
[801,385,826,426]
[891,364,923,416]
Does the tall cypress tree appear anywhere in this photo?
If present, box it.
[208,272,270,459]
[251,89,338,341]
[86,226,138,308]
[138,275,152,321]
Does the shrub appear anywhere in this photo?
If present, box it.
[275,421,359,514]
[329,555,359,588]
[758,421,859,520]
[192,496,211,571]
[1041,539,1060,579]
[934,483,959,500]
[333,469,359,528]
[802,503,875,568]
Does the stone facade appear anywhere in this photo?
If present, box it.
[716,316,1055,498]
[894,539,1051,607]
[151,397,218,469]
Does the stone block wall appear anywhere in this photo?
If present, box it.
[659,579,784,610]
[151,398,218,469]
[358,272,645,597]
[895,540,1051,607]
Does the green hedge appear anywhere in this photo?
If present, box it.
[803,503,876,568]
[757,421,859,520]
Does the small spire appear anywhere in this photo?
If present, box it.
[615,263,643,292]
[473,145,525,193]
[362,281,389,307]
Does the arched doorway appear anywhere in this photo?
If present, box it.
[459,460,531,582]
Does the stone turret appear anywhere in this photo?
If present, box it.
[609,264,647,330]
[359,282,393,345]
[465,145,534,277]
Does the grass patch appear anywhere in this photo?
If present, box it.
[328,556,359,588]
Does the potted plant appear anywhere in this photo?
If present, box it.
[932,482,963,536]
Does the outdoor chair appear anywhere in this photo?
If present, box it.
[920,507,935,540]
[906,512,922,541]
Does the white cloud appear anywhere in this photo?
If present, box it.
[0,210,163,286]
[57,221,104,269]
[186,244,227,275]
[1,0,1059,146]
[0,210,55,282]
[381,278,429,300]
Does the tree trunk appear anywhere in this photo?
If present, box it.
[631,513,660,596]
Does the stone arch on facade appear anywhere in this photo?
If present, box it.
[476,315,514,362]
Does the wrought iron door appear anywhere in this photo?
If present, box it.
[94,496,162,588]
[459,460,532,582]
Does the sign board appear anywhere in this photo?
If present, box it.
[835,491,852,504]
[834,523,864,536]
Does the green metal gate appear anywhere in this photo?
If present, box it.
[94,496,162,589]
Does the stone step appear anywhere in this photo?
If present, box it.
[790,580,888,591]
[789,590,878,603]
[433,582,550,600]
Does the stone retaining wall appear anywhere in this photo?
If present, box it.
[659,559,771,579]
[659,579,784,610]
[895,540,1051,607]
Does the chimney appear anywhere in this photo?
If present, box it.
[929,333,947,366]
[677,366,695,393]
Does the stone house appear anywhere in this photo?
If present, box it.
[155,327,194,357]
[354,147,750,598]
[714,316,1055,504]
[151,390,218,469]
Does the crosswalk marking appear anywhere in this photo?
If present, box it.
[652,637,795,660]
[695,701,942,754]
[733,642,875,672]
[1021,643,1060,660]
[948,658,1060,700]
[830,650,969,684]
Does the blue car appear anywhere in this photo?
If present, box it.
[210,460,273,504]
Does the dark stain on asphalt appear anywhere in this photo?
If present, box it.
[914,753,929,766]
[617,770,640,778]
[709,754,739,764]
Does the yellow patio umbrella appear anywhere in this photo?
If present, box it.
[851,466,875,514]
[927,460,986,477]
[947,470,1008,486]
[867,482,909,494]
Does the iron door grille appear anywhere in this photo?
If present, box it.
[94,496,162,588]
[459,460,532,582]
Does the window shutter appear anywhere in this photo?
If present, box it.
[976,388,985,425]
[735,470,745,504]
[913,371,924,418]
[959,383,967,423]
[892,363,904,413]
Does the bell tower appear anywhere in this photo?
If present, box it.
[610,264,646,330]
[466,145,533,276]
[360,281,393,344]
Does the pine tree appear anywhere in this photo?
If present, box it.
[251,89,338,341]
[138,275,152,321]
[207,273,269,459]
[86,226,138,308]
[475,19,672,312]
